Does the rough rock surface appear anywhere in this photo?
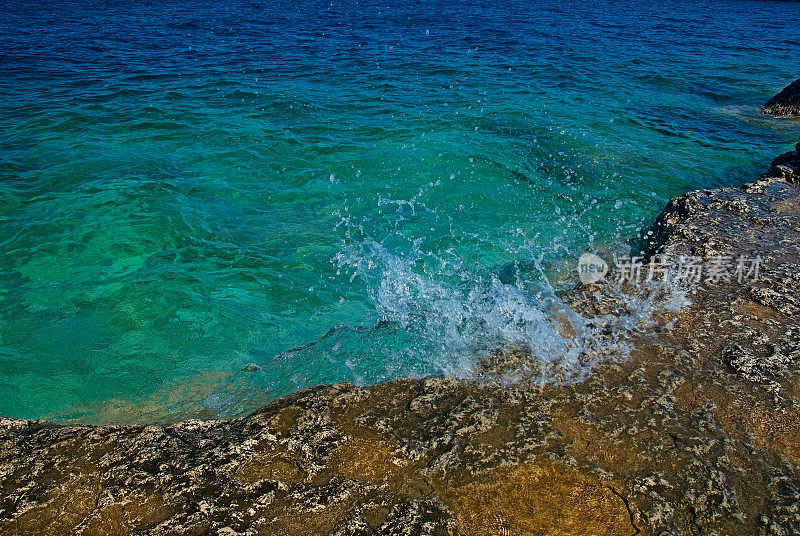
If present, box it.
[3,142,800,535]
[763,78,800,116]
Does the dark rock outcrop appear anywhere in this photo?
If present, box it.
[3,142,800,535]
[763,77,800,116]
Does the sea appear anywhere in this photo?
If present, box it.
[1,0,798,422]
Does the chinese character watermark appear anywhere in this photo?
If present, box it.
[576,253,761,286]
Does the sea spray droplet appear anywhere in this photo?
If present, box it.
[577,252,608,284]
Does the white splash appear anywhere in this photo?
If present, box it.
[333,236,689,386]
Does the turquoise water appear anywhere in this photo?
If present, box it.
[1,0,798,422]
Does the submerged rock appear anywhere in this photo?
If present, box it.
[2,142,800,535]
[763,77,800,116]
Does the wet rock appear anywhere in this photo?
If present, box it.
[765,144,800,184]
[763,77,800,116]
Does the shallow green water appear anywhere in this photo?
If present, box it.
[0,0,798,422]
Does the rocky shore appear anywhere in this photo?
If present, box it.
[763,78,800,117]
[3,141,800,535]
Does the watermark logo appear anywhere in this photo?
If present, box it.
[577,252,609,284]
[577,252,762,286]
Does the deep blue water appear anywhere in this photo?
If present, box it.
[0,0,798,422]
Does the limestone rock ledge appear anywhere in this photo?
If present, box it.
[3,142,800,536]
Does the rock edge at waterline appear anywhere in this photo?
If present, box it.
[763,77,800,116]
